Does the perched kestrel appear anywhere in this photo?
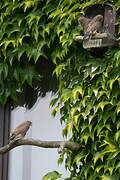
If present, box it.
[9,121,32,142]
[78,14,103,39]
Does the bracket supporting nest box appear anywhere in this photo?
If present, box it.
[75,3,117,49]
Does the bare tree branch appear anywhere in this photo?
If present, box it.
[0,138,80,154]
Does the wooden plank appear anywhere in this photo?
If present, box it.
[74,33,109,41]
[102,5,116,45]
[83,39,102,49]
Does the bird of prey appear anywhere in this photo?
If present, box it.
[9,121,32,142]
[78,14,103,39]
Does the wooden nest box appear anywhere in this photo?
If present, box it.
[75,3,117,49]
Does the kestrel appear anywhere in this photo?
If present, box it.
[78,14,103,39]
[9,121,32,142]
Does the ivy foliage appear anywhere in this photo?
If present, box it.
[47,0,120,180]
[0,0,60,107]
[1,0,120,179]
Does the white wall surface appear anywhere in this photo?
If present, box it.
[8,93,70,180]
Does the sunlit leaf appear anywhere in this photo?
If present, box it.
[51,107,58,117]
[42,171,62,180]
[115,131,120,141]
[72,86,84,99]
[94,152,103,164]
[74,151,87,164]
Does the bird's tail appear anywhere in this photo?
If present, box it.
[8,133,18,142]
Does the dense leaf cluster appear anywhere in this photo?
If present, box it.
[49,0,120,180]
[1,0,120,179]
[0,0,59,107]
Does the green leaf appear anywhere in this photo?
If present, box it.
[115,162,120,170]
[20,66,37,86]
[57,155,64,166]
[3,63,8,78]
[116,105,120,115]
[74,151,87,165]
[96,101,112,112]
[53,64,66,77]
[94,152,103,164]
[24,1,34,12]
[81,129,93,144]
[49,97,58,107]
[70,107,80,117]
[108,79,115,89]
[4,39,16,50]
[42,171,62,180]
[14,68,20,81]
[51,107,58,117]
[95,165,104,173]
[0,64,4,77]
[115,131,120,141]
[100,175,116,180]
[72,86,84,99]
[61,88,72,102]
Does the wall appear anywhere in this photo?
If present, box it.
[8,93,70,179]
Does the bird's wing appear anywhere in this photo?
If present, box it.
[84,21,102,39]
[78,17,91,32]
[10,122,28,134]
[9,122,29,141]
[9,132,20,141]
[85,14,103,34]
[9,121,32,143]
[87,20,102,32]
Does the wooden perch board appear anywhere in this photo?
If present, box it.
[74,33,109,41]
[74,33,116,49]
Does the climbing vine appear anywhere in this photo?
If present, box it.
[1,0,120,179]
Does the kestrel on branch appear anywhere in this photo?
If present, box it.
[9,121,32,142]
[78,14,103,39]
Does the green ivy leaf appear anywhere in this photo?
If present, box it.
[42,171,62,180]
[94,152,103,165]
